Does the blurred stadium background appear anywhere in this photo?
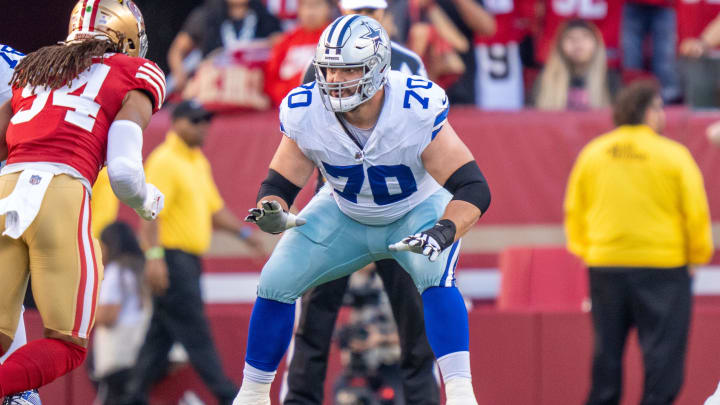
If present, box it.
[3,1,720,404]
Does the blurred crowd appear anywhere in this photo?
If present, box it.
[160,0,720,111]
[33,0,720,403]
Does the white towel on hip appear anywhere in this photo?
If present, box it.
[0,170,54,239]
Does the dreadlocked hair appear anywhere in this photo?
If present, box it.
[11,38,123,90]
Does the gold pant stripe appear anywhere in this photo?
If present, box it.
[72,188,100,339]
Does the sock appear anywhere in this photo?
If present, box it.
[245,297,295,372]
[243,362,276,384]
[0,338,86,396]
[421,286,469,358]
[239,378,272,397]
[445,378,476,400]
[437,351,471,381]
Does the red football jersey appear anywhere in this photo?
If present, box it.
[677,0,720,44]
[5,53,166,185]
[475,0,534,45]
[537,0,623,65]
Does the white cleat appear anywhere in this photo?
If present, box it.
[445,378,479,405]
[232,380,271,405]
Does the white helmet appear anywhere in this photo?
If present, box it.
[314,15,391,112]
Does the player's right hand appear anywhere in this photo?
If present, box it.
[135,183,164,221]
[245,200,306,234]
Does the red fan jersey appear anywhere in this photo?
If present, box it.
[472,0,533,109]
[537,0,623,65]
[265,26,325,106]
[677,1,720,44]
[475,0,534,45]
[5,53,166,185]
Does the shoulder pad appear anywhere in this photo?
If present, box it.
[279,81,318,140]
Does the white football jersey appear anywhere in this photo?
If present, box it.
[0,44,23,104]
[280,70,449,226]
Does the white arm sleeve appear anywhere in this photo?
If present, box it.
[106,120,147,209]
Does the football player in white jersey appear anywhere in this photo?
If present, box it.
[0,43,41,405]
[238,15,491,405]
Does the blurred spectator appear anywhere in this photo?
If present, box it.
[265,0,332,106]
[168,0,282,93]
[534,20,617,110]
[93,222,149,405]
[473,0,533,109]
[621,0,681,102]
[342,0,426,75]
[387,0,412,43]
[122,101,264,405]
[564,81,713,405]
[265,0,301,31]
[708,120,720,145]
[677,4,720,57]
[678,12,720,107]
[537,0,622,67]
[333,267,403,405]
[408,0,495,103]
[679,12,720,58]
[182,43,274,111]
[134,0,199,72]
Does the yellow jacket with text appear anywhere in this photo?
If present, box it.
[564,125,713,267]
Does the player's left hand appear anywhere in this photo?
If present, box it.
[245,200,306,234]
[388,220,456,262]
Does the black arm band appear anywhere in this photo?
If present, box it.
[426,219,457,251]
[257,169,302,206]
[443,161,491,214]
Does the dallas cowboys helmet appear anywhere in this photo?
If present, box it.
[314,15,391,112]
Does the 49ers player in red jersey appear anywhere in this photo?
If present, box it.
[0,0,165,399]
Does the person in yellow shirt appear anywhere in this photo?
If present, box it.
[91,168,120,239]
[564,81,713,405]
[124,100,262,405]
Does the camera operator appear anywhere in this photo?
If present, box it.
[333,266,404,405]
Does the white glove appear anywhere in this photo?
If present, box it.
[390,232,443,261]
[388,220,456,262]
[245,200,306,234]
[135,183,164,221]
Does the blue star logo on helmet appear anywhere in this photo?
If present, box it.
[358,22,383,54]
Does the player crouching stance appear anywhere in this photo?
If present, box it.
[0,0,164,401]
[238,15,490,405]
